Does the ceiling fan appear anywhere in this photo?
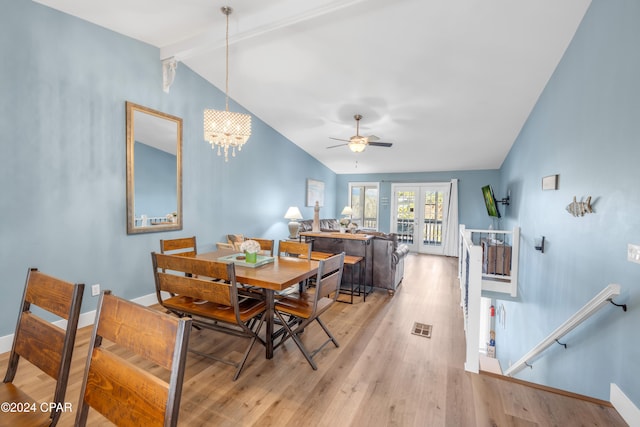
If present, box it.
[327,114,393,152]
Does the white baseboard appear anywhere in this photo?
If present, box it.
[611,383,640,426]
[0,292,158,354]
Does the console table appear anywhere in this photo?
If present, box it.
[299,232,374,288]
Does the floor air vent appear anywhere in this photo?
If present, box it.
[412,322,432,338]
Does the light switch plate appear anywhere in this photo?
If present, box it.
[91,283,101,296]
[627,244,640,264]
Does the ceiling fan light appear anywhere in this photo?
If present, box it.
[348,136,367,153]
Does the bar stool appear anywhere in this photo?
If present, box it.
[338,255,364,304]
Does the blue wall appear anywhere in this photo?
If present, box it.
[498,0,640,403]
[336,170,501,233]
[0,1,335,331]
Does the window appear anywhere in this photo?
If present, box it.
[348,182,379,230]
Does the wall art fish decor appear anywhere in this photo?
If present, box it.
[566,196,593,217]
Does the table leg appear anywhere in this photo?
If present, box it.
[362,258,367,302]
[350,264,354,304]
[264,289,275,359]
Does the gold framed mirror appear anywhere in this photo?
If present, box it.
[126,101,182,234]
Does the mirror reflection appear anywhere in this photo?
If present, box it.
[126,102,182,234]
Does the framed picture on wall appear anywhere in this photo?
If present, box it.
[542,174,559,190]
[306,179,325,207]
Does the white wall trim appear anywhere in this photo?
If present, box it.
[0,292,159,354]
[611,383,640,426]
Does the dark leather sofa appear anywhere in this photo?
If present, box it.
[361,231,410,294]
[298,219,409,294]
[298,218,340,232]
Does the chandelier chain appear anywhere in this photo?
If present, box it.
[224,7,229,111]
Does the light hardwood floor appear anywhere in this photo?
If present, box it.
[0,254,627,426]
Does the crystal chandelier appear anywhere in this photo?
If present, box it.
[203,6,251,161]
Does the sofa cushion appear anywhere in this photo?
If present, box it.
[299,219,340,232]
[227,234,244,250]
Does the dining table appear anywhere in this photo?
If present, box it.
[197,249,319,359]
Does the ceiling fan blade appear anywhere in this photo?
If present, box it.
[327,143,348,149]
[328,116,393,149]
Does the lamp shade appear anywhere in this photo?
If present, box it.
[284,206,303,220]
[341,206,353,216]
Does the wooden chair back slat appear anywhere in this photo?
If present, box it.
[154,252,233,281]
[157,274,233,306]
[96,293,183,370]
[160,236,197,257]
[247,238,275,256]
[83,348,169,427]
[14,312,65,379]
[76,292,191,427]
[24,270,77,319]
[278,240,312,259]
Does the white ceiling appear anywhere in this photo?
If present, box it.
[34,0,591,174]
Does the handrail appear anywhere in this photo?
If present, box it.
[504,283,626,377]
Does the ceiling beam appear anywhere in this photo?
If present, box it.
[159,0,371,61]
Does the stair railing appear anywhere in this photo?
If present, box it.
[504,283,627,377]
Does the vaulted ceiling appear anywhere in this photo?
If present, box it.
[34,0,591,174]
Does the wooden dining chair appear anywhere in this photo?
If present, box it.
[277,240,312,294]
[0,268,84,427]
[278,240,312,259]
[75,291,191,427]
[160,236,199,303]
[274,252,345,370]
[247,237,275,256]
[160,236,197,257]
[152,252,267,380]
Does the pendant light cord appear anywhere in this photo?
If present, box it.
[224,8,230,112]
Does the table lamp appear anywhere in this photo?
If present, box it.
[341,206,353,217]
[284,206,303,239]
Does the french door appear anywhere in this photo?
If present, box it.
[391,183,451,254]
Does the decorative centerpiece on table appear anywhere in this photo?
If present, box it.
[339,217,350,233]
[240,239,261,263]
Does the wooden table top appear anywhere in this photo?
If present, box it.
[197,250,319,291]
